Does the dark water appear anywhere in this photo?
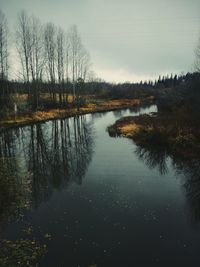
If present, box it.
[1,105,200,266]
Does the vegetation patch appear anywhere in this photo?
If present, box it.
[0,97,154,129]
[0,158,32,227]
[0,238,47,267]
[108,111,200,158]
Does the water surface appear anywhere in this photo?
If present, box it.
[1,105,200,266]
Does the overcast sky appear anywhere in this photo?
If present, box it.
[1,0,200,82]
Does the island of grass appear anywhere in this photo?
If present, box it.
[108,109,200,159]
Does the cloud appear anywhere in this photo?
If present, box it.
[95,67,158,83]
[1,0,200,82]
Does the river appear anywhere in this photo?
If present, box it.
[0,105,200,266]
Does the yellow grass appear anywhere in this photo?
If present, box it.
[119,123,139,135]
[0,97,153,128]
[11,93,98,103]
[104,99,141,107]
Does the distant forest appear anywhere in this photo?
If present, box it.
[5,71,200,97]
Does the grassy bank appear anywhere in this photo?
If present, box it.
[108,109,200,159]
[0,97,154,129]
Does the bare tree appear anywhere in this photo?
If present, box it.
[16,11,45,109]
[77,47,90,81]
[0,9,8,80]
[16,10,31,84]
[56,27,65,105]
[25,16,44,109]
[65,34,70,104]
[29,16,44,109]
[68,25,91,105]
[29,16,44,82]
[1,10,93,114]
[68,25,80,102]
[65,35,70,84]
[44,22,56,103]
[0,9,10,114]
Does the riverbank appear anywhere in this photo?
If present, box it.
[108,110,200,159]
[0,97,154,129]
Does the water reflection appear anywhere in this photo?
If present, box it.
[0,115,94,227]
[0,156,33,231]
[90,111,108,119]
[174,158,200,224]
[128,103,158,115]
[135,146,169,175]
[135,143,200,224]
[112,109,127,118]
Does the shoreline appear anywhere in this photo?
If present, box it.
[107,112,200,160]
[0,98,154,130]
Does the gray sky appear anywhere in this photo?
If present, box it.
[1,0,200,82]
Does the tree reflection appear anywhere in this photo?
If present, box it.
[112,109,127,118]
[0,115,94,227]
[174,158,200,224]
[0,129,17,158]
[135,142,200,224]
[135,145,169,175]
[0,157,31,230]
[27,115,94,207]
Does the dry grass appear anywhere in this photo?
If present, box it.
[11,93,28,101]
[11,93,99,103]
[0,98,153,128]
[108,111,200,159]
[107,115,144,138]
[119,123,140,136]
[104,99,141,107]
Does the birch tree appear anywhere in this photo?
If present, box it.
[29,16,44,109]
[16,10,31,84]
[68,25,80,102]
[56,27,65,105]
[29,16,44,83]
[16,11,44,109]
[68,25,91,104]
[44,22,56,103]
